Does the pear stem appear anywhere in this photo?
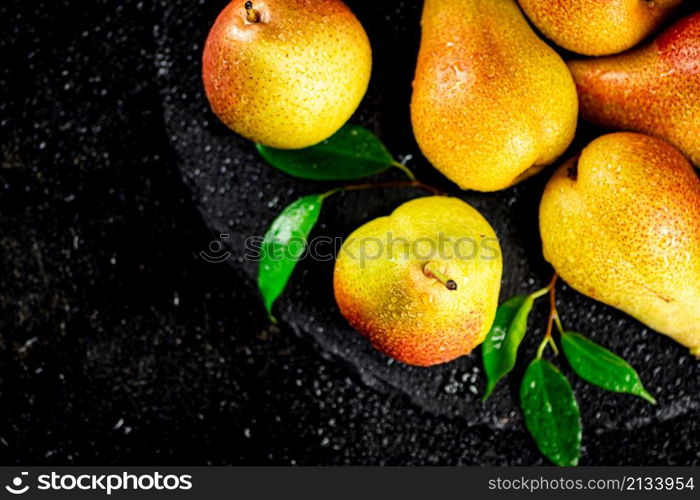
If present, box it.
[536,273,562,359]
[423,261,457,291]
[528,286,550,301]
[245,1,260,23]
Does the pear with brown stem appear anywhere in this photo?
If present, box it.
[334,197,503,367]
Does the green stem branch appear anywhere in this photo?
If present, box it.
[321,178,445,200]
[392,161,417,181]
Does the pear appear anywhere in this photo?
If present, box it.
[518,0,682,56]
[410,0,578,192]
[568,12,700,166]
[540,133,700,356]
[334,197,502,367]
[202,0,372,149]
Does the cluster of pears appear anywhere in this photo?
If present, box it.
[203,0,700,366]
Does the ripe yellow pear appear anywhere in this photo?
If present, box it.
[568,12,700,166]
[518,0,682,56]
[202,0,372,149]
[540,133,700,356]
[410,0,578,192]
[334,197,502,367]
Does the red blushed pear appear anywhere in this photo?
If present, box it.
[569,12,700,166]
[202,0,372,150]
[334,197,502,367]
[410,0,578,192]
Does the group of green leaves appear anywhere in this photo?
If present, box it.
[482,288,656,466]
[255,125,411,320]
[252,124,657,467]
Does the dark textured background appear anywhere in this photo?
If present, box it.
[1,0,698,465]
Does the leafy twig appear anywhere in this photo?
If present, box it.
[537,273,562,359]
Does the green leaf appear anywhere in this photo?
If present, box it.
[256,124,395,180]
[482,294,536,400]
[520,359,582,467]
[561,331,656,404]
[258,194,324,320]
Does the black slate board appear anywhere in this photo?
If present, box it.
[155,0,699,431]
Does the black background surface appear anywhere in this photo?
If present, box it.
[1,0,698,465]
